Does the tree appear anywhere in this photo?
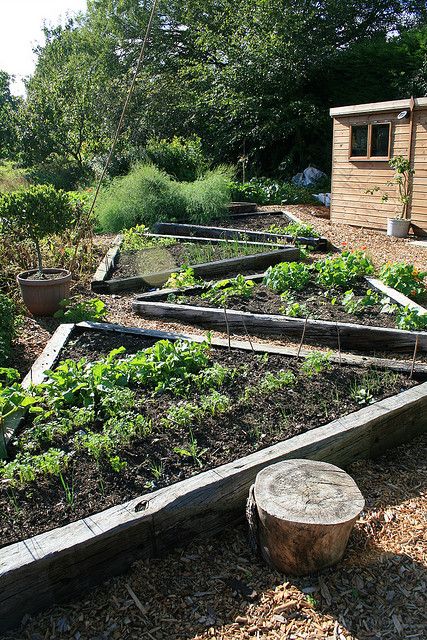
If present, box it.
[0,71,20,159]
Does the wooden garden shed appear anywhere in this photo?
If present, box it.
[329,97,427,236]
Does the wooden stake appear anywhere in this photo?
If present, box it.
[297,317,308,358]
[336,322,342,365]
[223,306,231,351]
[241,314,255,352]
[410,335,419,379]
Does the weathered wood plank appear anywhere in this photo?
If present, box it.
[366,277,427,314]
[1,378,426,631]
[152,223,328,249]
[91,234,122,290]
[132,301,427,353]
[101,247,300,292]
[228,202,257,214]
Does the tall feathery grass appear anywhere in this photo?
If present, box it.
[96,163,232,232]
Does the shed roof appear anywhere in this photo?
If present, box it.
[330,96,427,117]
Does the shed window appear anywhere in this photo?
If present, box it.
[350,123,391,160]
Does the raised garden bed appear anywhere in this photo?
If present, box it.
[1,321,427,630]
[91,234,299,293]
[153,221,328,250]
[133,265,427,354]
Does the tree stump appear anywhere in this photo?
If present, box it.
[250,459,365,575]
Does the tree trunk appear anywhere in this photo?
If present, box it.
[251,459,364,576]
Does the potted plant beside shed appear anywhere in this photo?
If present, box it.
[0,184,75,315]
[368,156,415,238]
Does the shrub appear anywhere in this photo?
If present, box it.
[0,184,75,272]
[229,178,315,205]
[96,163,232,232]
[143,136,208,182]
[0,294,18,366]
[28,160,94,191]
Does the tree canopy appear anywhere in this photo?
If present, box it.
[11,0,427,180]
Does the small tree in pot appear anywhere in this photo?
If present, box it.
[0,184,75,315]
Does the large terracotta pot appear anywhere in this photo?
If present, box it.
[17,268,72,316]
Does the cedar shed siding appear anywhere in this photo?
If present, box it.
[330,98,427,235]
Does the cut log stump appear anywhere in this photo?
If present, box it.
[250,459,365,575]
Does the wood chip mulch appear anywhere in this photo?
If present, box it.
[2,434,426,640]
[275,205,427,272]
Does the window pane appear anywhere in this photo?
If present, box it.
[351,125,368,157]
[371,124,390,157]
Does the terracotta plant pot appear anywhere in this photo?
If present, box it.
[387,218,411,238]
[17,268,72,316]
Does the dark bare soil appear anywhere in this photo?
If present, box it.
[0,329,418,548]
[180,280,399,328]
[111,242,275,280]
[213,213,293,232]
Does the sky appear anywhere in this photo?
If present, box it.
[0,0,87,96]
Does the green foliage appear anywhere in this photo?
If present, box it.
[174,430,208,468]
[395,306,427,331]
[164,267,202,289]
[201,274,255,306]
[0,162,29,193]
[258,370,296,392]
[341,289,381,315]
[268,222,320,238]
[279,298,310,318]
[0,184,75,271]
[379,262,426,300]
[0,294,18,366]
[301,351,332,377]
[314,251,374,289]
[144,136,208,181]
[229,178,315,205]
[0,448,69,486]
[121,224,176,251]
[54,297,107,323]
[97,163,185,232]
[180,166,232,224]
[97,163,232,232]
[263,261,311,293]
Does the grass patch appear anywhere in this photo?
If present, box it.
[0,162,30,193]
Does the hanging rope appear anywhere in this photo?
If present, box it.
[71,0,159,270]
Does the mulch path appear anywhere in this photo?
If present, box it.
[3,433,425,640]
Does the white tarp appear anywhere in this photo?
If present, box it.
[313,193,331,206]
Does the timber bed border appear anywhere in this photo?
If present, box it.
[1,320,427,631]
[132,276,427,354]
[152,221,329,249]
[91,234,299,293]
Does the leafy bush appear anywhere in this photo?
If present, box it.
[0,294,18,366]
[379,262,426,300]
[263,261,312,293]
[314,250,374,289]
[143,136,208,182]
[28,160,94,191]
[229,178,315,205]
[0,184,75,272]
[97,163,232,232]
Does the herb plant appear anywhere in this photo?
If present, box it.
[314,251,374,288]
[379,262,426,300]
[301,351,332,377]
[202,274,255,306]
[395,306,427,331]
[164,267,202,289]
[263,261,311,293]
[268,222,320,238]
